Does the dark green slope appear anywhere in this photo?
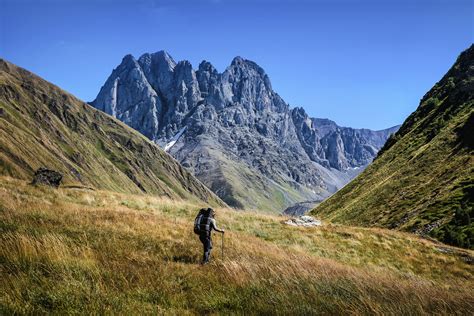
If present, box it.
[312,45,474,248]
[0,59,225,206]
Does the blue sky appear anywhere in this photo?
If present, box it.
[1,0,473,130]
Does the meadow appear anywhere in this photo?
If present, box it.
[1,176,473,314]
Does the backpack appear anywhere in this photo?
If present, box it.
[194,209,212,235]
[194,213,203,235]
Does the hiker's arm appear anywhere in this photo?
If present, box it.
[211,219,225,233]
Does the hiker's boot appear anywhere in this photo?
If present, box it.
[202,251,210,264]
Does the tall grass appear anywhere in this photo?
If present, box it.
[1,177,473,314]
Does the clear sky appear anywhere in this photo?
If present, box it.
[1,0,473,130]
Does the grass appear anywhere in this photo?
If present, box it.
[0,58,224,207]
[1,176,473,314]
[200,146,319,213]
[312,45,474,249]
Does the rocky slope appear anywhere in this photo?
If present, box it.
[0,59,225,206]
[282,200,322,216]
[312,45,474,249]
[91,52,398,211]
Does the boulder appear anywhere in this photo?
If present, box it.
[285,215,322,227]
[32,168,63,188]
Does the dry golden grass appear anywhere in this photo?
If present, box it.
[1,176,473,314]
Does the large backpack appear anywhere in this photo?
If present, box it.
[193,213,203,235]
[194,209,212,235]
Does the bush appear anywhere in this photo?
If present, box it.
[434,206,474,249]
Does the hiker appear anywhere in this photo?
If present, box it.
[194,207,225,264]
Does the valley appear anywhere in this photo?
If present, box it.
[1,176,473,314]
[0,17,472,315]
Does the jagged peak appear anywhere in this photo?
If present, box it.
[114,54,141,74]
[230,56,263,72]
[138,50,176,70]
[176,59,193,69]
[198,60,217,73]
[121,54,137,65]
[231,56,245,66]
[151,50,175,62]
[174,60,195,80]
[292,107,307,116]
[228,56,272,90]
[154,49,171,56]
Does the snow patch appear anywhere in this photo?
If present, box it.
[110,78,119,117]
[164,126,187,152]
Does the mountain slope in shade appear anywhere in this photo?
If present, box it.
[312,45,474,249]
[0,59,225,206]
[91,52,398,212]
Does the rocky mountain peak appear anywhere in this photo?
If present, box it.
[227,56,272,91]
[230,56,245,66]
[121,53,137,64]
[139,50,176,70]
[198,60,215,70]
[91,51,399,211]
[175,60,195,79]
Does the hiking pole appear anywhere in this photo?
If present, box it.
[221,232,224,259]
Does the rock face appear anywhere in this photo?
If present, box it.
[283,200,321,216]
[91,51,398,212]
[291,108,399,170]
[32,168,63,188]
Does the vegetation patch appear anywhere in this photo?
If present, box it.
[1,177,473,314]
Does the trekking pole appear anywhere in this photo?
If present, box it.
[221,232,224,259]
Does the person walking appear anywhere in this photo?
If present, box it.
[194,208,225,264]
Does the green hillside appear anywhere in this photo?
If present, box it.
[0,59,224,206]
[312,45,474,249]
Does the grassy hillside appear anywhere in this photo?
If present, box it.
[312,45,474,249]
[0,59,224,206]
[1,176,473,314]
[193,142,319,212]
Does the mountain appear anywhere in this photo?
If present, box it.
[311,45,474,249]
[91,52,398,212]
[0,59,225,206]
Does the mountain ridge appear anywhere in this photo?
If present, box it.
[311,44,474,249]
[0,58,225,207]
[91,51,398,211]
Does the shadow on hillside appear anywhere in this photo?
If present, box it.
[169,254,198,264]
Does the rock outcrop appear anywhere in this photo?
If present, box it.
[32,168,63,188]
[284,216,322,227]
[91,51,398,212]
[283,200,321,216]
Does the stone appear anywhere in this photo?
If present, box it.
[284,215,322,227]
[32,168,63,188]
